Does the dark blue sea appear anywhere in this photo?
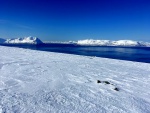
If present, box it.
[1,43,150,63]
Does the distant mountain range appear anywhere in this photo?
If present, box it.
[0,37,150,47]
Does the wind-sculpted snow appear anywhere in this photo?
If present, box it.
[0,46,150,113]
[4,36,43,44]
[77,39,150,47]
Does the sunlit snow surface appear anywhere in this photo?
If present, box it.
[0,46,150,113]
[4,36,43,44]
[77,39,150,47]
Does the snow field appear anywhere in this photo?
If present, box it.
[0,46,150,113]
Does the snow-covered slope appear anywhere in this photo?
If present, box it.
[5,36,43,44]
[111,40,139,46]
[77,39,150,47]
[43,40,76,44]
[0,38,6,43]
[77,39,111,46]
[0,46,150,113]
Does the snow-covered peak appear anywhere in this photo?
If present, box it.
[77,39,150,47]
[5,36,43,44]
[111,40,138,46]
[0,38,6,43]
[77,39,111,46]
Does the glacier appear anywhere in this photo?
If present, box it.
[0,46,150,113]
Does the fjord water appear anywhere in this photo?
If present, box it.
[1,44,150,63]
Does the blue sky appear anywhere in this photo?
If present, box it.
[0,0,150,41]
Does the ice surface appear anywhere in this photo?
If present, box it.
[0,46,150,113]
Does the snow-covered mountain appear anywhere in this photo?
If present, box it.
[77,39,111,46]
[1,37,150,47]
[0,38,6,43]
[43,40,76,44]
[77,39,150,47]
[4,36,43,44]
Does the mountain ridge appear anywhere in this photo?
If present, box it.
[77,39,150,47]
[0,36,43,44]
[0,37,150,47]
